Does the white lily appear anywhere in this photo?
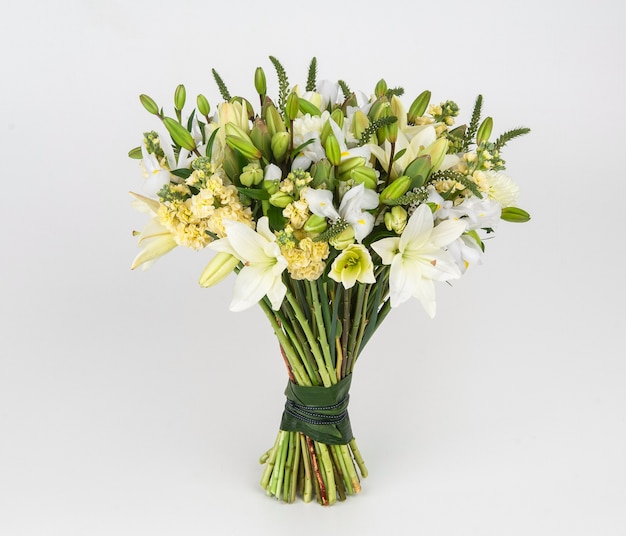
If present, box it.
[370,204,466,317]
[328,118,371,162]
[130,193,177,271]
[208,217,287,312]
[302,183,379,242]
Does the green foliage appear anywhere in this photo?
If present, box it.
[463,94,483,151]
[313,219,350,243]
[306,57,317,92]
[357,116,397,146]
[269,55,289,111]
[385,87,404,98]
[382,188,428,207]
[211,68,232,101]
[494,127,531,150]
[337,80,351,100]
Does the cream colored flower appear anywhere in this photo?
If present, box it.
[329,244,376,289]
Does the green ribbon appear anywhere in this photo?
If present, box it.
[280,374,353,445]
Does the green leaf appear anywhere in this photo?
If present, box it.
[170,168,193,179]
[236,187,270,201]
[267,204,287,230]
[205,127,220,160]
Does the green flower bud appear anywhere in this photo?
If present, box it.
[239,162,264,187]
[310,159,334,189]
[285,92,299,121]
[407,90,431,123]
[375,78,388,98]
[501,206,531,223]
[380,175,412,203]
[351,110,370,141]
[386,116,399,143]
[139,94,160,116]
[303,214,328,234]
[174,84,186,111]
[338,156,366,177]
[298,98,322,117]
[325,134,342,166]
[163,117,196,151]
[269,191,294,208]
[329,226,355,250]
[265,103,286,136]
[226,136,262,160]
[419,137,449,172]
[250,118,272,161]
[348,166,378,190]
[255,67,267,96]
[404,155,433,188]
[330,108,345,129]
[225,122,254,144]
[384,206,408,234]
[271,131,290,162]
[199,252,240,288]
[197,94,210,117]
[476,116,493,145]
[262,178,279,195]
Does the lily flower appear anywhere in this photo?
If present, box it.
[370,204,466,317]
[208,217,288,311]
[302,183,379,242]
[130,193,177,271]
[329,244,376,288]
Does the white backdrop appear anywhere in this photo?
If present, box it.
[1,1,625,535]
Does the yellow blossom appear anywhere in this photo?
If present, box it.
[283,200,310,230]
[281,238,329,281]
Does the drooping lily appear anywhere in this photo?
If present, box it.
[370,203,466,317]
[302,183,379,242]
[208,217,288,311]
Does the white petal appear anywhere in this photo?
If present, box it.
[255,216,275,243]
[301,188,340,220]
[371,237,399,265]
[430,219,466,248]
[399,204,433,252]
[266,278,287,310]
[350,211,375,242]
[230,265,274,312]
[222,220,270,264]
[264,163,282,182]
[388,256,419,307]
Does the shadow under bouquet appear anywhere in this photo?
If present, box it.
[129,56,530,505]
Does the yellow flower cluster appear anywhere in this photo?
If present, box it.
[283,200,310,230]
[281,237,329,281]
[157,174,252,250]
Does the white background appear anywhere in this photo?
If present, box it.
[1,1,625,534]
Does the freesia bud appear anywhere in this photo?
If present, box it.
[139,94,160,115]
[476,117,493,145]
[407,90,431,123]
[197,94,210,116]
[199,252,240,288]
[174,84,186,111]
[254,67,267,97]
[384,206,408,234]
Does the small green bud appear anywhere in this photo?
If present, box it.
[269,191,294,208]
[163,117,196,151]
[325,134,342,166]
[174,84,186,111]
[265,103,286,136]
[351,110,370,140]
[419,137,449,172]
[225,122,254,144]
[298,98,322,117]
[239,162,264,187]
[262,178,279,195]
[197,94,210,117]
[199,252,240,288]
[380,175,411,203]
[330,108,345,129]
[329,226,355,250]
[310,159,334,189]
[249,118,272,161]
[255,67,267,96]
[375,78,388,99]
[225,136,262,160]
[386,116,399,143]
[501,206,531,223]
[476,117,493,145]
[338,156,366,177]
[271,132,290,162]
[404,155,432,188]
[407,90,431,123]
[303,214,328,234]
[285,92,299,121]
[139,94,160,115]
[384,206,408,234]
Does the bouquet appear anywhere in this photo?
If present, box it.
[128,56,530,505]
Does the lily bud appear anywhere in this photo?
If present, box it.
[250,118,272,161]
[265,103,286,136]
[239,162,264,186]
[338,156,366,177]
[501,206,531,223]
[330,108,345,129]
[271,131,290,162]
[285,92,299,121]
[298,98,322,117]
[351,110,370,141]
[303,214,328,234]
[404,155,433,189]
[310,159,333,188]
[199,252,240,288]
[419,137,449,172]
[386,116,399,144]
[476,117,493,145]
[163,117,196,151]
[269,191,294,208]
[255,67,267,97]
[348,167,378,190]
[226,134,262,161]
[174,84,186,111]
[139,94,160,116]
[225,122,254,144]
[375,78,388,98]
[380,175,411,203]
[325,134,341,166]
[384,206,408,234]
[329,226,355,250]
[197,94,210,117]
[407,90,431,123]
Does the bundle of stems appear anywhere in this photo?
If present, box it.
[258,266,391,505]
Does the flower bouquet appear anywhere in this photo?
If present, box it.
[129,56,530,505]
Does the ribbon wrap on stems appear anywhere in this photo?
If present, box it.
[280,374,353,445]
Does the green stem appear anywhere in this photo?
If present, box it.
[309,280,335,384]
[340,287,351,378]
[347,283,366,371]
[277,305,321,386]
[349,438,368,478]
